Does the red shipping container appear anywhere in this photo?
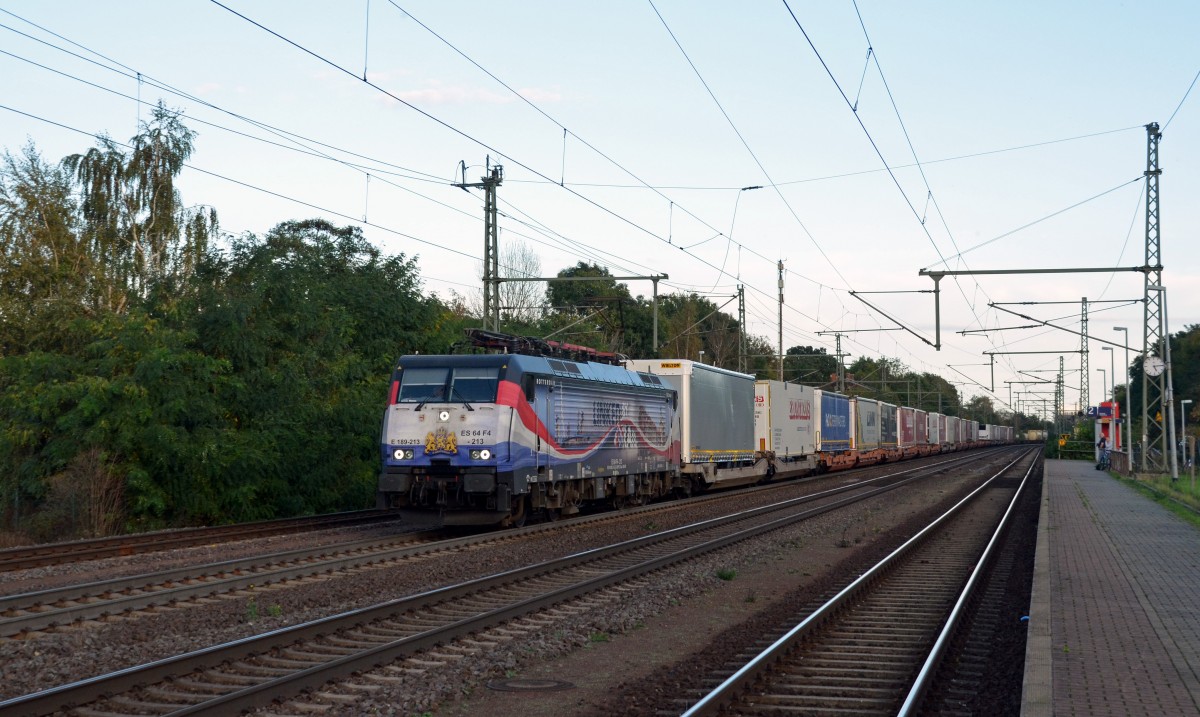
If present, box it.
[899,407,916,446]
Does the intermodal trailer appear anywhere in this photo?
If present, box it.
[626,359,767,488]
[914,409,931,455]
[880,402,899,460]
[947,415,962,450]
[936,413,949,450]
[852,397,883,465]
[814,390,853,470]
[754,381,818,469]
[899,406,918,457]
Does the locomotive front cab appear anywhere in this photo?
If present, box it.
[378,356,516,520]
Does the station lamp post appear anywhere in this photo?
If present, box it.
[1101,346,1115,402]
[1183,398,1193,480]
[1114,326,1130,456]
[1102,345,1117,450]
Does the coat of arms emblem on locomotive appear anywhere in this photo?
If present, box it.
[424,427,457,455]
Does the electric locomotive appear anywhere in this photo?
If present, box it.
[378,341,679,526]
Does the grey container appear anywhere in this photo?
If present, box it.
[625,359,755,464]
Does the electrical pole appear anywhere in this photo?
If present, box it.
[455,161,503,332]
[738,284,746,373]
[1142,122,1167,474]
[836,333,845,392]
[1080,297,1089,414]
[778,261,784,381]
[1056,356,1064,439]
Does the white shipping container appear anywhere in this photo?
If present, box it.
[754,381,816,458]
[625,359,755,464]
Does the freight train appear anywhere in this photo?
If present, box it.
[377,331,1013,526]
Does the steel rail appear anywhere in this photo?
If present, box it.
[0,449,1003,638]
[0,509,398,572]
[0,449,1019,717]
[897,452,1039,715]
[681,447,1037,716]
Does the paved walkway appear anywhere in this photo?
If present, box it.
[1023,459,1200,716]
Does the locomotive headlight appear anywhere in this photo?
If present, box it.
[438,410,450,422]
[392,448,414,460]
[479,449,491,460]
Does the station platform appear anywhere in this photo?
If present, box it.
[1023,459,1200,716]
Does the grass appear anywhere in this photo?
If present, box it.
[715,568,737,581]
[1114,472,1200,529]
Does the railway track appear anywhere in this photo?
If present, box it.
[0,509,400,572]
[1,450,1008,640]
[679,447,1039,716]
[0,450,1016,716]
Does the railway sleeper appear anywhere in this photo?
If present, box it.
[198,670,261,686]
[312,691,359,704]
[143,685,212,703]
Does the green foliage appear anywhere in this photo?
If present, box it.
[188,219,443,518]
[1,111,454,537]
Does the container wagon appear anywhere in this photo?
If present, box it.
[625,359,771,489]
[814,390,855,470]
[852,397,883,465]
[754,380,818,472]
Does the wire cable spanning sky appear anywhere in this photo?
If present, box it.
[2,1,1198,417]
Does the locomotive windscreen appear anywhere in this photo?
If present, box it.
[396,366,500,403]
[449,367,501,402]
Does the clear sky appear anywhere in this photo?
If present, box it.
[2,1,1197,419]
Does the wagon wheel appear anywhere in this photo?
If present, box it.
[505,496,528,528]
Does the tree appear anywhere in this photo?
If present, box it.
[498,238,544,324]
[62,101,216,314]
[0,143,83,352]
[964,395,999,425]
[189,219,445,518]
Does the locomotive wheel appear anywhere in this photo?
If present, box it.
[505,496,528,528]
